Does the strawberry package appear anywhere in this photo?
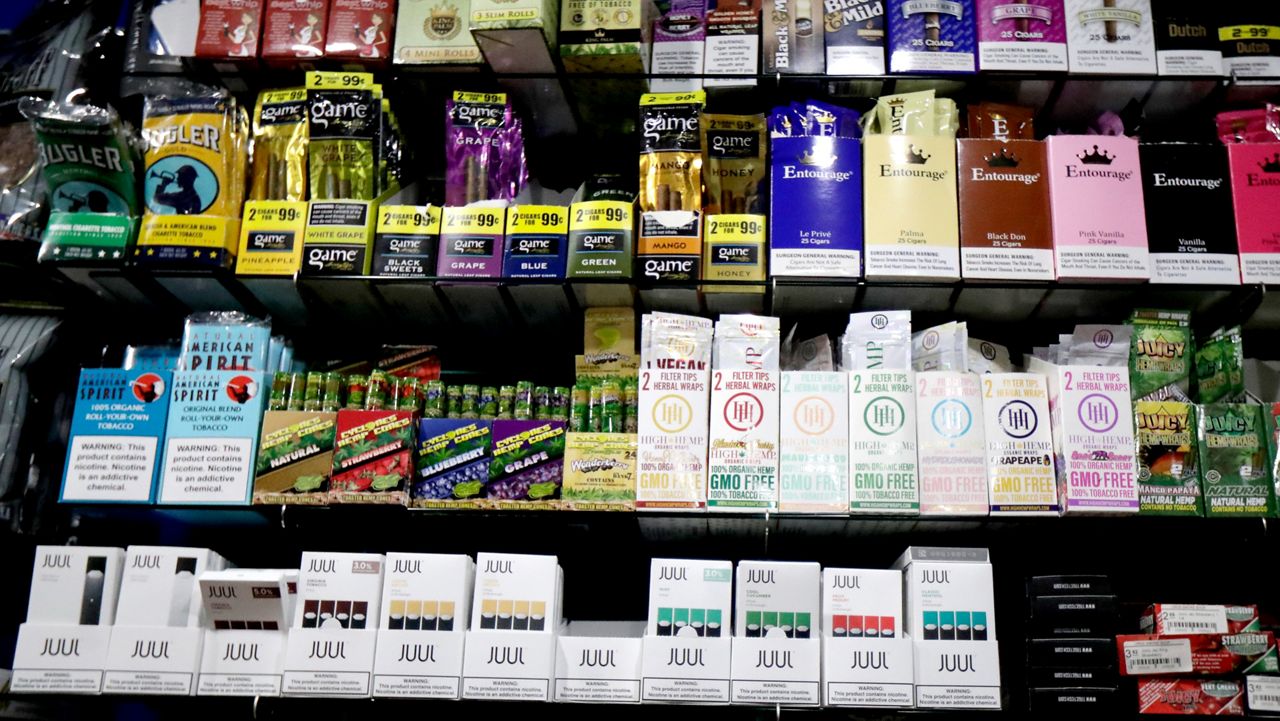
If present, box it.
[330,409,415,504]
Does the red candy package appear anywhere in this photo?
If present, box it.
[325,0,396,65]
[195,0,265,59]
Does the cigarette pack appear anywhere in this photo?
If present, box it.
[958,139,1054,280]
[1220,8,1280,78]
[974,0,1067,70]
[1198,403,1275,518]
[373,204,440,277]
[822,568,902,639]
[27,546,126,626]
[1118,632,1279,676]
[297,552,385,629]
[779,372,849,513]
[1046,135,1150,280]
[1029,687,1121,713]
[637,365,711,510]
[650,0,705,91]
[763,0,825,73]
[485,420,567,508]
[769,136,862,277]
[1029,595,1117,636]
[567,200,634,279]
[60,369,172,504]
[708,369,780,511]
[887,0,977,73]
[648,558,733,637]
[504,205,568,279]
[1140,604,1261,636]
[823,0,886,73]
[325,0,396,65]
[893,546,995,641]
[380,553,474,631]
[158,370,267,505]
[437,206,505,279]
[916,371,988,516]
[848,369,919,514]
[195,0,265,61]
[1137,677,1245,716]
[116,546,225,628]
[411,418,492,508]
[253,410,337,505]
[560,0,656,73]
[735,561,820,639]
[983,372,1058,515]
[864,135,960,280]
[330,409,416,505]
[1140,144,1239,285]
[1063,0,1157,74]
[261,0,329,63]
[1027,637,1114,667]
[1227,142,1280,284]
[1153,2,1222,75]
[473,552,562,632]
[199,568,294,630]
[1028,575,1113,597]
[638,211,701,282]
[1029,359,1138,514]
[394,0,483,64]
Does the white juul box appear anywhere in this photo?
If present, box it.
[730,635,821,705]
[283,552,385,697]
[26,545,125,627]
[116,546,224,628]
[916,372,988,516]
[197,629,288,696]
[913,639,1001,709]
[1028,359,1139,514]
[9,623,113,694]
[555,621,644,703]
[848,370,920,514]
[779,371,849,513]
[637,366,712,510]
[708,369,780,511]
[823,568,902,640]
[641,634,733,704]
[103,625,204,695]
[463,630,559,701]
[372,554,474,699]
[981,373,1059,515]
[894,547,996,643]
[823,635,915,708]
[731,560,822,706]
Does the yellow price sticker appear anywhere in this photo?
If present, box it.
[640,91,707,106]
[377,205,441,234]
[262,88,307,104]
[453,91,507,105]
[443,207,504,234]
[306,71,375,90]
[706,214,766,242]
[507,205,567,233]
[1219,25,1280,41]
[237,200,308,276]
[570,201,631,231]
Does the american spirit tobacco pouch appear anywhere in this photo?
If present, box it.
[702,113,765,215]
[307,73,378,201]
[640,92,704,213]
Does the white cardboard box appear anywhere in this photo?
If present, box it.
[641,634,732,704]
[735,561,820,640]
[916,372,988,515]
[473,552,562,633]
[103,625,203,695]
[848,370,920,514]
[779,371,849,513]
[117,546,223,628]
[281,627,378,696]
[648,558,734,638]
[463,629,558,701]
[372,628,466,698]
[913,639,1001,709]
[638,366,712,510]
[730,635,820,705]
[708,369,780,511]
[555,621,644,703]
[823,635,915,707]
[296,552,386,630]
[823,568,903,640]
[197,629,288,696]
[199,568,293,631]
[894,547,996,643]
[381,553,474,632]
[9,623,113,694]
[27,546,125,626]
[981,373,1059,515]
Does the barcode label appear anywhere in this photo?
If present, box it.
[1160,605,1228,635]
[1248,676,1280,712]
[1123,639,1192,675]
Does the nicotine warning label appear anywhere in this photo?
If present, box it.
[64,437,158,501]
[159,438,255,504]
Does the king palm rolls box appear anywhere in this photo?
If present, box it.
[253,410,337,505]
[562,432,637,511]
[1198,403,1276,518]
[1136,401,1201,516]
[412,418,492,508]
[483,420,567,508]
[395,0,484,64]
[331,409,416,505]
[559,0,655,72]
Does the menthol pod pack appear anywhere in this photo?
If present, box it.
[22,99,141,216]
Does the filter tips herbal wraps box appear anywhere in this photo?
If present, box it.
[61,368,172,504]
[916,371,988,516]
[1063,0,1157,74]
[297,552,385,629]
[637,367,711,510]
[473,552,562,632]
[849,369,920,514]
[708,369,780,510]
[158,370,266,505]
[983,373,1058,516]
[887,0,977,73]
[893,546,995,642]
[779,372,849,513]
[27,546,125,626]
[648,558,733,638]
[381,553,474,632]
[736,561,820,639]
[823,568,902,639]
[975,0,1067,71]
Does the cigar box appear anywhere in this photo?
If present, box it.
[638,211,701,282]
[1220,8,1280,78]
[975,0,1067,71]
[1063,0,1157,74]
[560,0,656,73]
[1153,1,1222,76]
[567,200,634,279]
[958,139,1054,281]
[325,0,396,66]
[864,135,960,279]
[650,0,705,91]
[504,205,568,279]
[704,0,762,86]
[395,0,483,64]
[1227,142,1280,283]
[1118,632,1279,677]
[1140,143,1239,285]
[1138,678,1245,716]
[887,0,977,73]
[437,206,505,279]
[373,204,440,277]
[769,135,862,277]
[261,0,329,64]
[823,0,886,73]
[763,0,825,73]
[1046,134,1150,280]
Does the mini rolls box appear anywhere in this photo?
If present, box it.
[474,552,562,632]
[27,546,125,626]
[648,558,733,638]
[380,553,474,632]
[893,546,995,641]
[822,568,902,639]
[735,561,821,639]
[116,546,225,627]
[297,552,386,630]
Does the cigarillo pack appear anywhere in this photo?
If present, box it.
[640,92,704,214]
[308,72,380,201]
[195,0,265,61]
[887,0,976,73]
[702,114,765,215]
[1063,0,1157,74]
[325,0,396,65]
[823,0,886,73]
[261,0,329,63]
[975,0,1067,71]
[251,88,307,202]
[1153,2,1222,76]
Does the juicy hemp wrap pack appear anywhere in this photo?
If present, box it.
[1199,403,1276,517]
[21,99,141,216]
[1136,400,1201,516]
[1129,309,1193,402]
[639,92,704,212]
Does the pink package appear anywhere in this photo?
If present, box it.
[1228,142,1280,283]
[1047,135,1150,280]
[975,0,1068,71]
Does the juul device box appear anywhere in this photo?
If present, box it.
[958,139,1054,280]
[975,0,1067,71]
[894,547,995,642]
[1228,142,1280,284]
[1046,135,1150,280]
[864,135,960,279]
[1140,143,1240,285]
[1063,0,1157,74]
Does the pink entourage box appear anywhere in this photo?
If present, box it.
[1228,142,1280,284]
[1047,135,1150,280]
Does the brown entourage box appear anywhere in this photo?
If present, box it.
[958,138,1055,281]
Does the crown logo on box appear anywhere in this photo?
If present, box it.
[985,148,1019,168]
[1259,153,1280,173]
[428,2,460,38]
[903,144,930,165]
[799,148,837,167]
[1077,145,1114,165]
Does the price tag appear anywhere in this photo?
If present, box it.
[237,200,308,275]
[306,71,375,89]
[571,201,631,231]
[706,214,765,243]
[703,213,766,291]
[452,91,507,105]
[442,207,505,234]
[1248,676,1280,712]
[1219,25,1280,41]
[507,205,567,234]
[1122,639,1192,675]
[377,205,441,234]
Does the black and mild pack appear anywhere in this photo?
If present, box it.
[21,99,141,216]
[251,88,308,202]
[306,72,381,201]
